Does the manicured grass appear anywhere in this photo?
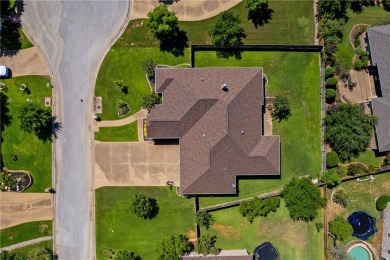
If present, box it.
[0,221,52,247]
[335,6,390,69]
[95,48,189,120]
[204,201,323,259]
[95,187,196,260]
[114,0,314,48]
[7,240,53,254]
[347,149,383,167]
[95,121,138,142]
[19,28,34,49]
[197,52,321,208]
[0,76,52,192]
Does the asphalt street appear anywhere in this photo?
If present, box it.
[21,1,130,259]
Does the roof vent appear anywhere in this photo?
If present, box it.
[221,83,228,92]
[202,133,206,137]
[232,183,236,189]
[241,130,244,135]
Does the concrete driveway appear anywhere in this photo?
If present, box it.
[95,142,179,188]
[21,1,130,259]
[0,193,52,229]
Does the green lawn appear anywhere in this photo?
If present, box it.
[205,201,323,259]
[347,149,383,167]
[95,187,196,260]
[0,221,52,247]
[7,240,53,254]
[0,76,52,192]
[95,48,189,120]
[335,6,390,69]
[114,0,314,48]
[95,121,138,142]
[19,28,34,49]
[197,52,321,208]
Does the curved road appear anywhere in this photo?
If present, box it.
[21,1,130,259]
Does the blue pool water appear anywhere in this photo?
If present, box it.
[348,246,370,260]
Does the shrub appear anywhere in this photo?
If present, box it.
[385,154,390,165]
[347,163,368,176]
[196,211,215,230]
[321,169,342,188]
[326,77,338,88]
[325,67,336,78]
[354,59,367,71]
[238,196,280,223]
[333,189,349,207]
[325,89,336,103]
[376,195,390,211]
[354,47,363,56]
[326,152,340,168]
[329,217,353,241]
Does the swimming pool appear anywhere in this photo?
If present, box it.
[348,246,371,260]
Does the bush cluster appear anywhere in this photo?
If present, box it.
[376,195,390,211]
[326,152,340,168]
[238,196,280,223]
[347,163,368,176]
[325,67,336,78]
[326,77,338,89]
[321,169,342,188]
[326,89,337,103]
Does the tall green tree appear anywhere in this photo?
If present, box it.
[329,217,353,241]
[282,178,327,221]
[319,18,343,44]
[196,234,218,256]
[156,234,191,260]
[238,196,280,223]
[146,4,188,56]
[196,210,215,230]
[130,193,159,220]
[18,103,51,135]
[271,94,291,122]
[325,103,377,161]
[208,11,246,59]
[141,92,161,113]
[244,0,274,28]
[317,0,349,20]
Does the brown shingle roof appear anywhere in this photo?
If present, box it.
[146,68,280,195]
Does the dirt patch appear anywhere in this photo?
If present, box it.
[326,201,346,221]
[187,229,197,240]
[259,219,309,249]
[211,224,241,240]
[371,215,382,254]
[380,179,390,193]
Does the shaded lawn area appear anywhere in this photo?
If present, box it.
[95,121,138,142]
[7,240,53,254]
[0,221,52,247]
[327,171,390,221]
[205,201,323,259]
[347,149,383,167]
[0,76,52,192]
[114,0,314,48]
[95,48,189,120]
[95,187,196,260]
[335,6,390,69]
[197,52,321,208]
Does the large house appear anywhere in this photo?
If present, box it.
[367,25,390,152]
[145,68,280,195]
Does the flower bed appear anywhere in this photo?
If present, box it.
[116,100,131,117]
[0,169,33,192]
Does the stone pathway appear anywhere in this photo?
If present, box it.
[0,47,50,77]
[130,0,242,21]
[0,193,53,229]
[0,236,52,252]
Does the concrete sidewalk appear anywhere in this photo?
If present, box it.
[130,0,242,21]
[0,193,53,229]
[0,236,52,251]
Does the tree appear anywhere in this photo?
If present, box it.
[156,234,191,260]
[319,18,343,44]
[146,4,188,56]
[282,178,327,221]
[321,169,341,188]
[333,189,349,207]
[244,0,274,28]
[271,94,291,122]
[142,59,157,83]
[115,250,141,260]
[196,234,218,256]
[383,0,390,11]
[238,196,280,223]
[130,193,159,220]
[196,210,215,230]
[329,217,353,241]
[18,103,51,135]
[317,0,349,20]
[325,104,377,161]
[208,11,247,59]
[326,152,340,168]
[141,92,161,113]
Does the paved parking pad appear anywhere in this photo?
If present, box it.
[94,142,180,188]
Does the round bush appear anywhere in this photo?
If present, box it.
[326,152,340,168]
[326,77,338,88]
[354,60,365,71]
[326,89,337,103]
[325,67,336,78]
[376,195,390,211]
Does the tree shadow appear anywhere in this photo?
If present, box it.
[248,5,274,28]
[120,85,129,95]
[216,50,243,60]
[36,116,62,142]
[159,28,188,57]
[0,93,13,130]
[147,198,160,220]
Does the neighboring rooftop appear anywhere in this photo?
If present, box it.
[382,203,390,260]
[367,25,390,152]
[146,68,280,195]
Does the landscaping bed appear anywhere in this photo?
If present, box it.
[0,169,32,192]
[0,76,52,192]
